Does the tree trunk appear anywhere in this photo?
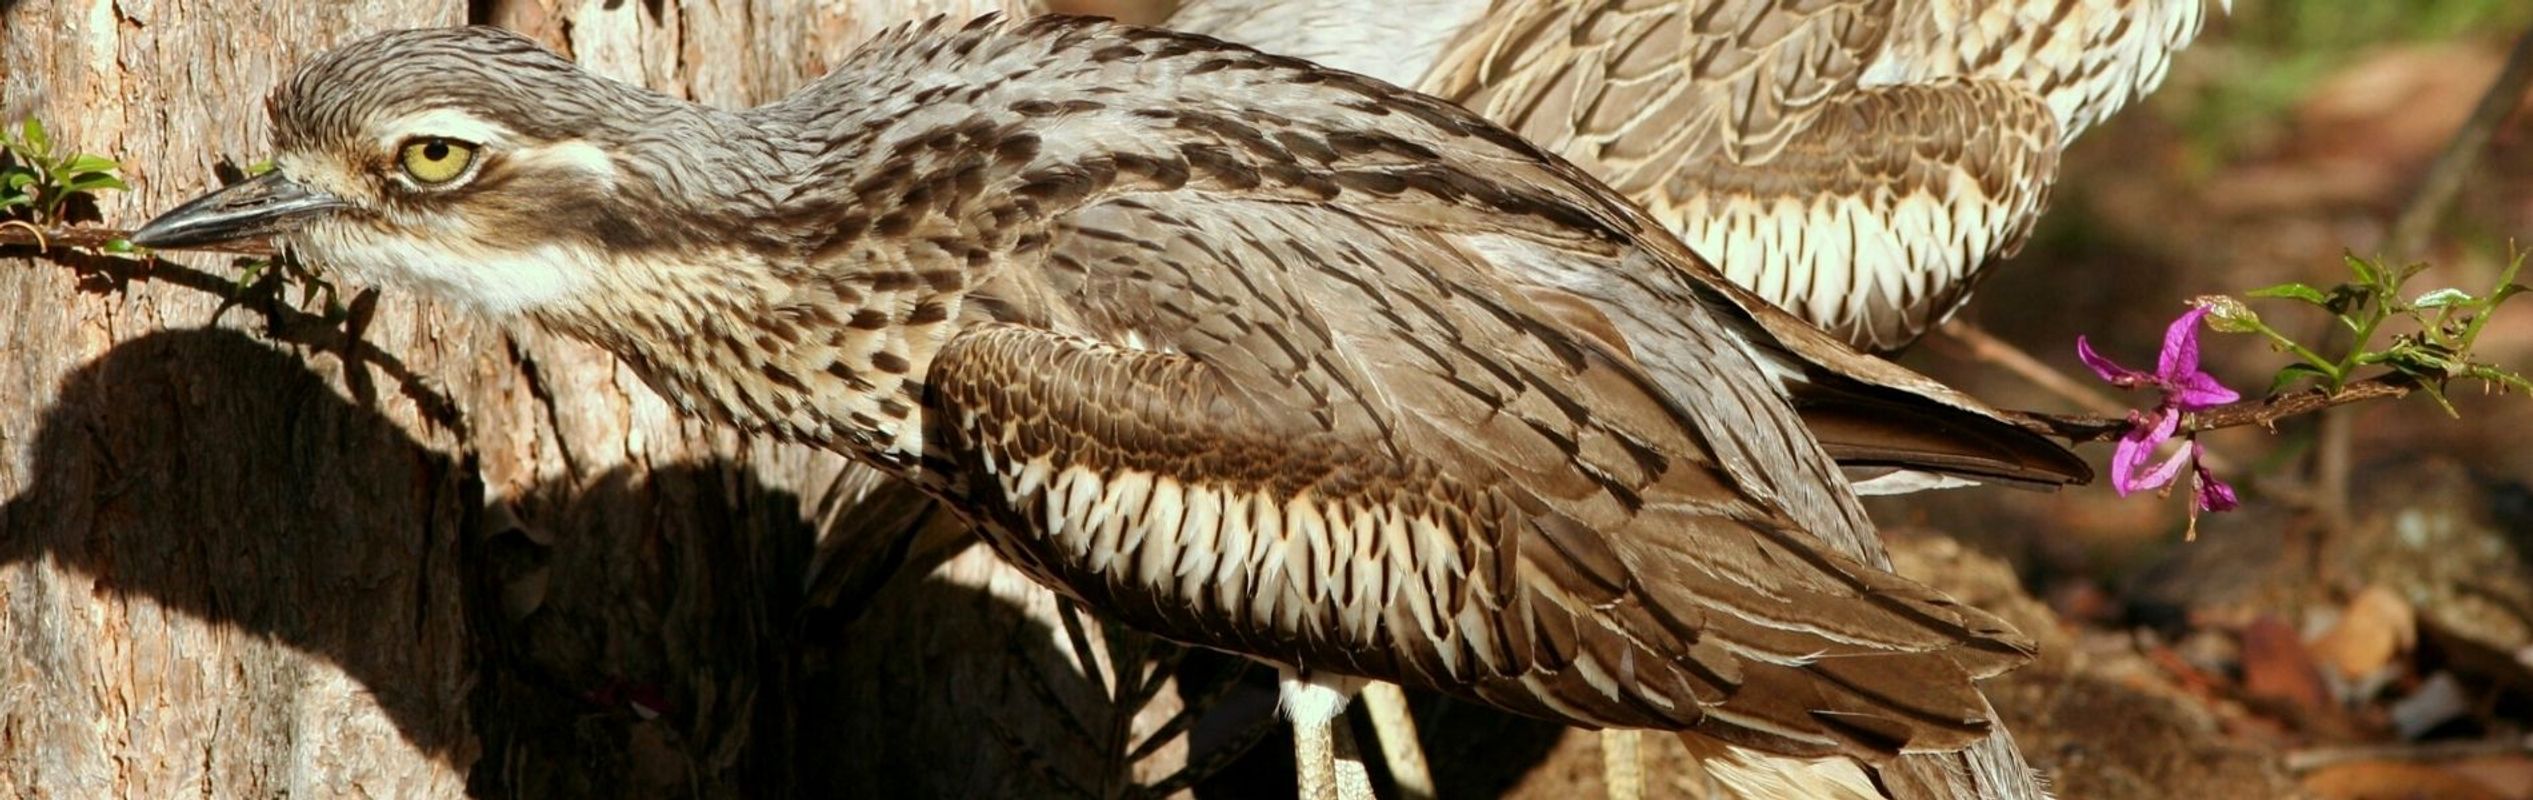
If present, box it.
[0,2,1218,797]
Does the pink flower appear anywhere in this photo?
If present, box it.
[2108,407,2193,497]
[2078,306,2241,412]
[2193,463,2238,513]
[2081,306,2240,517]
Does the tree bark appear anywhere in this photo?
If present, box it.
[0,1,1216,797]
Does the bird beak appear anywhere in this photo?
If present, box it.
[129,171,345,249]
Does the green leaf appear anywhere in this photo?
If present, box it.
[2381,343,2464,379]
[0,195,27,209]
[2345,253,2382,286]
[60,154,119,175]
[63,174,128,193]
[2268,362,2334,395]
[2415,380,2459,418]
[2395,260,2431,284]
[2327,282,2378,317]
[2,169,35,191]
[2249,282,2330,306]
[2412,288,2474,308]
[19,118,48,156]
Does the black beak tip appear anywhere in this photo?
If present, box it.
[125,171,343,251]
[124,220,190,250]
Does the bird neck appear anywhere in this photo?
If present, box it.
[522,241,959,471]
[522,15,1515,474]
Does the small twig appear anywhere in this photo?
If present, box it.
[0,224,277,256]
[2006,374,2419,444]
[0,219,49,250]
[1,231,468,438]
[2286,735,2533,772]
[1936,320,2130,415]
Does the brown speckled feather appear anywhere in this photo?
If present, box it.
[1418,0,2065,351]
[931,192,2031,757]
[756,16,2057,760]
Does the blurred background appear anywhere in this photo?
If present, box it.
[1895,4,2533,797]
[1921,2,2530,797]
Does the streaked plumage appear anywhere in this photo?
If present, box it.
[1165,4,2213,792]
[1174,0,2228,349]
[131,16,2086,797]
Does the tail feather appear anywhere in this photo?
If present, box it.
[1794,377,2092,490]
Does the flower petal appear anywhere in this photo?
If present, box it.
[2134,437,2195,495]
[2078,336,2149,386]
[2110,439,2148,496]
[2157,306,2212,381]
[2111,410,2181,495]
[2193,462,2239,513]
[2170,370,2241,411]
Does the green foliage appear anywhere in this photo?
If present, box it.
[2205,247,2532,412]
[2240,0,2532,50]
[1,117,130,227]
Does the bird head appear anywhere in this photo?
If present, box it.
[132,27,736,318]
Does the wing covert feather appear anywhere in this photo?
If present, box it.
[923,194,2032,758]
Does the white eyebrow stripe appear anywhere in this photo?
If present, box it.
[513,140,620,187]
[376,108,516,148]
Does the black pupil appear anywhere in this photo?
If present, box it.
[420,140,449,161]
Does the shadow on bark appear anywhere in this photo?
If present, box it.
[0,328,1565,798]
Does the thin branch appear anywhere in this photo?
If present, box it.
[1935,320,2129,415]
[0,224,277,256]
[0,231,466,438]
[1944,316,2333,505]
[2007,375,2419,444]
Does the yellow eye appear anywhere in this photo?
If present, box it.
[398,138,477,185]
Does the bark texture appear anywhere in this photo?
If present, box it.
[0,1,1214,797]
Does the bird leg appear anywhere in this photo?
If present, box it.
[1281,671,1372,800]
[1601,730,1644,800]
[1332,717,1375,800]
[1359,682,1436,800]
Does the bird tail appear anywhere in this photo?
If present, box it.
[1674,734,1884,799]
[1869,720,2056,800]
[1791,377,2093,491]
[1676,723,2055,800]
